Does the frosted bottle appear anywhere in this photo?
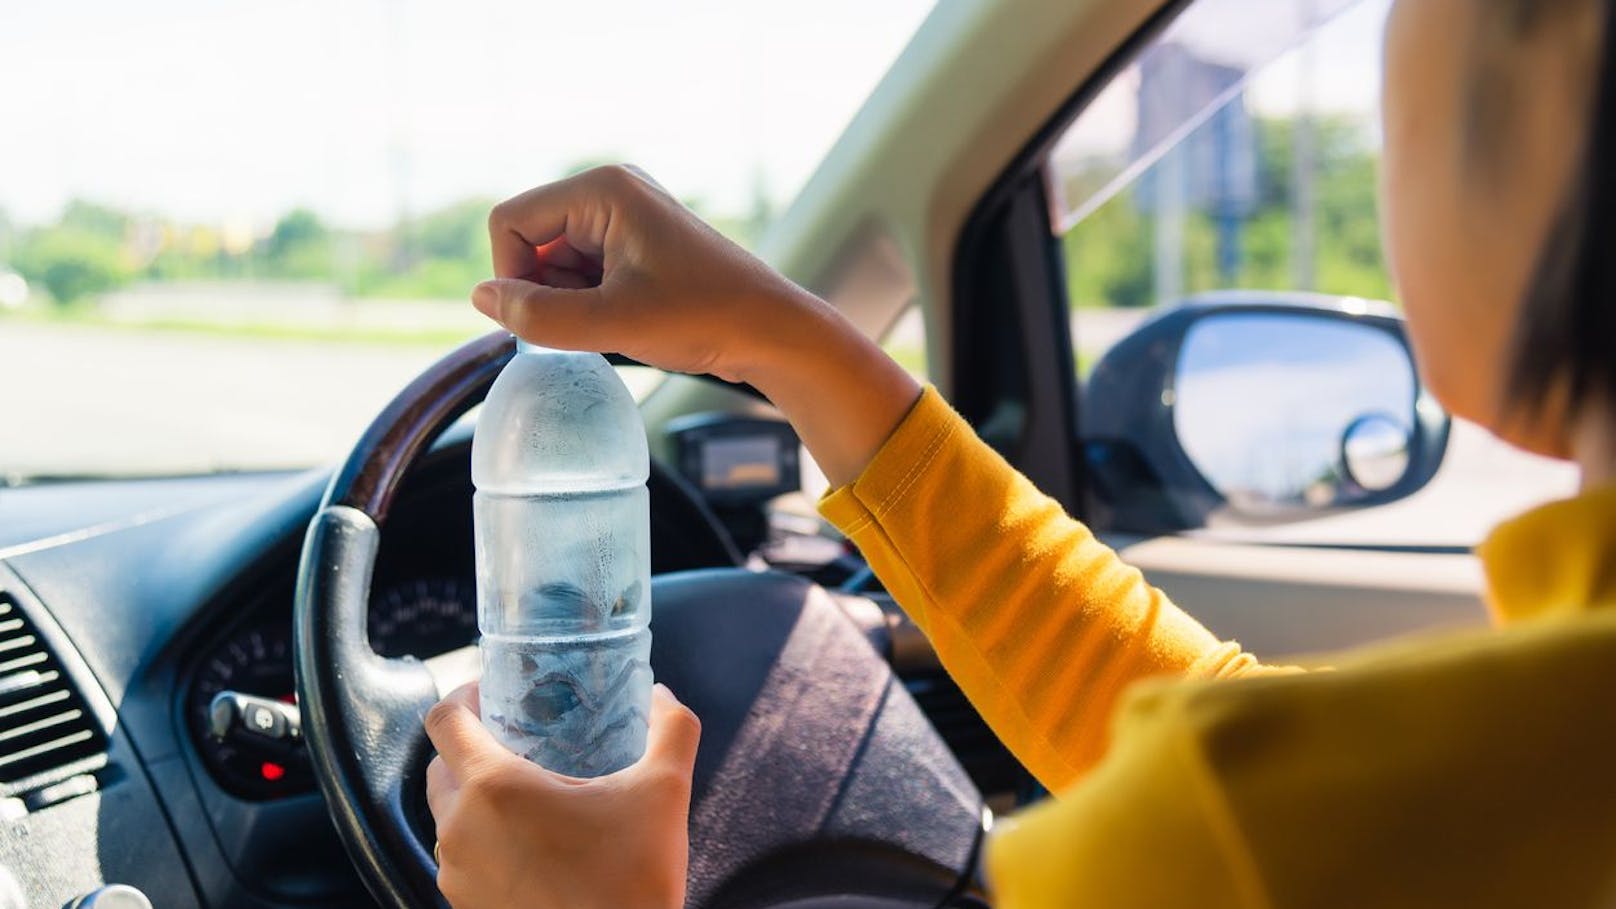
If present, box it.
[471,345,652,777]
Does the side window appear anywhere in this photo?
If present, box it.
[785,304,922,502]
[881,306,928,380]
[1046,0,1576,546]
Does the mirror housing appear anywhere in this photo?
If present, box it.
[1081,295,1449,534]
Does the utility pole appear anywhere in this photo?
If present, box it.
[1154,145,1187,308]
[1292,0,1319,291]
[387,0,413,275]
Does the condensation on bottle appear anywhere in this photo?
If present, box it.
[470,344,652,777]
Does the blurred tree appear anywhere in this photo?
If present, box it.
[59,199,131,241]
[349,198,494,298]
[262,208,333,279]
[413,198,492,263]
[1061,114,1389,309]
[0,206,13,264]
[1062,191,1153,309]
[13,228,131,306]
[267,209,327,255]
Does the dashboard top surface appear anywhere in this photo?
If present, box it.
[0,471,308,555]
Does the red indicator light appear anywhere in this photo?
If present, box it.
[260,761,286,782]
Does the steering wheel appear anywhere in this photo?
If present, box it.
[293,332,988,909]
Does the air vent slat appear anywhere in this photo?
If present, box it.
[0,709,82,743]
[0,652,48,674]
[0,690,70,720]
[0,596,108,792]
[0,730,96,769]
[0,670,56,701]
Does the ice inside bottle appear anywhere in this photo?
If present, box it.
[471,345,652,777]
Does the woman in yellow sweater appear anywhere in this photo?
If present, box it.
[420,0,1616,906]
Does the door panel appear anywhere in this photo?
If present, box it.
[1107,535,1488,659]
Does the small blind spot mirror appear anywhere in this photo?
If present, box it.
[1341,414,1411,494]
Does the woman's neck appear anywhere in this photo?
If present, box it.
[1572,401,1616,490]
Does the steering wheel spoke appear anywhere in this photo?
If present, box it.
[297,505,446,907]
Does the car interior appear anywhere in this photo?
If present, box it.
[0,0,1582,906]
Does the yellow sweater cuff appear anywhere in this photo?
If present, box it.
[818,385,955,535]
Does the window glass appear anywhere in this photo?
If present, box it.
[881,306,928,379]
[0,0,936,481]
[1048,0,1577,546]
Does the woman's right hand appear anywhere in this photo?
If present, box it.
[477,164,828,385]
[474,166,922,487]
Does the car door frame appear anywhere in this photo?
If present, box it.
[949,0,1191,519]
[946,0,1490,659]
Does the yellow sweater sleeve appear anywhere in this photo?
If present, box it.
[983,684,1265,909]
[820,386,1285,791]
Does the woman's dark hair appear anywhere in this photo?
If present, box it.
[1508,0,1616,425]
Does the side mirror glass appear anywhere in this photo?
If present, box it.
[1081,299,1450,533]
[1173,312,1421,514]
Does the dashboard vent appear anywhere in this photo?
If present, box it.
[0,595,108,790]
[902,667,1023,798]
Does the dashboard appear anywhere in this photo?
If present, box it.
[0,425,1015,907]
[0,435,579,905]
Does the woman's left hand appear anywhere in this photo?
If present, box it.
[423,681,701,909]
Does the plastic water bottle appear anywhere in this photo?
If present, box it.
[471,344,653,777]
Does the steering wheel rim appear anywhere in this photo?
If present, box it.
[294,331,988,909]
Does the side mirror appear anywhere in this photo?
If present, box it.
[1082,298,1449,533]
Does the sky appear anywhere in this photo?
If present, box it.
[0,0,936,230]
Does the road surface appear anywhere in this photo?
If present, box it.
[0,321,1576,548]
[1,323,469,478]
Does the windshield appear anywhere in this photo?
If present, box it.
[0,1,934,482]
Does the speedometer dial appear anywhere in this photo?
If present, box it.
[188,575,477,798]
[188,617,312,799]
[368,576,478,659]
